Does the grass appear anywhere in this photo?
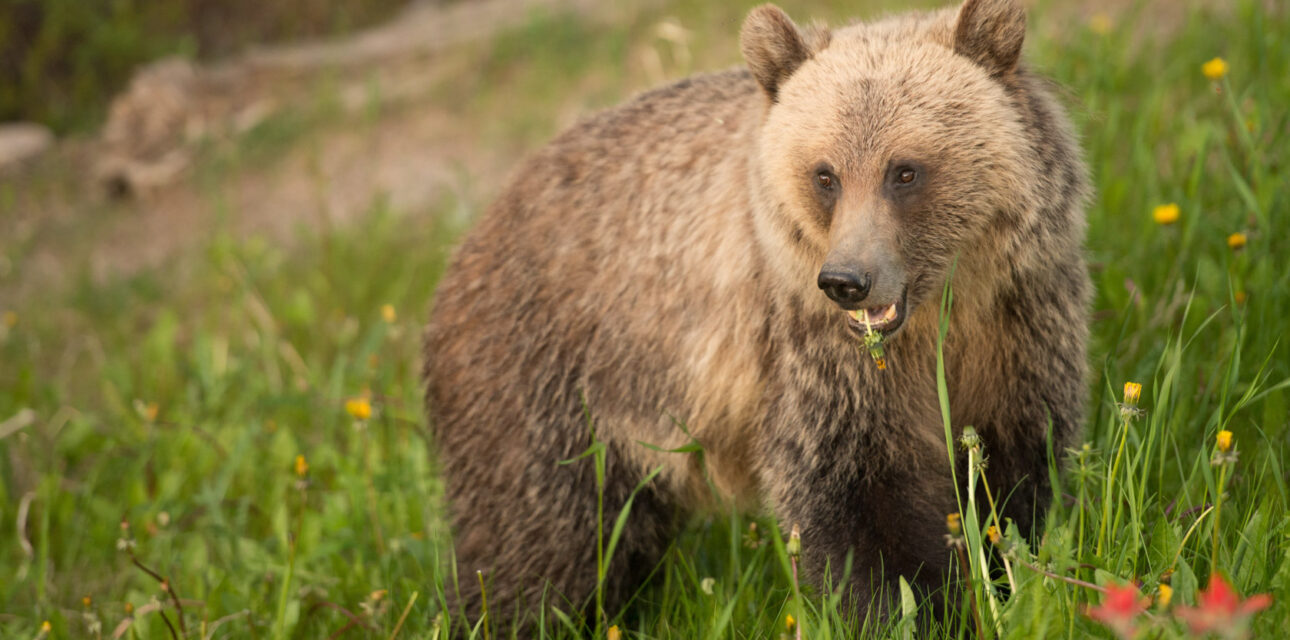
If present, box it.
[1,0,1288,637]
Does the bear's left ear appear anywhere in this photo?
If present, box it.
[953,0,1026,76]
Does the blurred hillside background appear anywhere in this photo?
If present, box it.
[0,0,410,132]
[1,0,1287,638]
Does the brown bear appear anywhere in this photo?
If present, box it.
[423,0,1088,631]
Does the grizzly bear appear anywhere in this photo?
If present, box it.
[423,0,1088,631]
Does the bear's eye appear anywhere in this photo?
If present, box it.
[895,167,917,185]
[816,171,836,190]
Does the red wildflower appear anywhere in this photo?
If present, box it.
[1175,574,1272,639]
[1086,582,1150,639]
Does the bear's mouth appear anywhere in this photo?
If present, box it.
[844,292,907,339]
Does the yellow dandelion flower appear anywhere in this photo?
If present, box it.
[608,625,622,640]
[381,304,397,323]
[1202,57,1228,81]
[1123,382,1142,407]
[124,602,134,615]
[1152,203,1180,225]
[41,621,51,632]
[2,310,15,327]
[1227,232,1247,250]
[986,525,1001,544]
[785,614,796,630]
[946,513,962,535]
[143,401,159,422]
[1234,291,1247,305]
[1089,13,1112,35]
[1158,583,1173,608]
[295,455,309,477]
[1216,430,1233,452]
[83,595,92,607]
[370,589,388,601]
[345,397,372,420]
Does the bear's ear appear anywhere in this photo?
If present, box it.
[741,5,828,101]
[953,0,1026,76]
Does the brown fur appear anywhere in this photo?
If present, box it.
[423,0,1089,632]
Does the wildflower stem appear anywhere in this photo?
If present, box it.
[1075,452,1088,572]
[1171,505,1215,572]
[790,556,802,640]
[274,467,308,640]
[594,435,606,637]
[478,570,491,640]
[155,609,180,640]
[1220,76,1256,157]
[965,441,1003,631]
[1096,414,1132,557]
[360,422,387,554]
[954,546,984,638]
[386,591,418,640]
[976,473,1016,592]
[125,549,187,637]
[1013,557,1106,594]
[1211,462,1229,570]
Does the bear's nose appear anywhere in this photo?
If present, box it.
[818,270,871,307]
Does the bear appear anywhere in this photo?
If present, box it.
[422,0,1089,631]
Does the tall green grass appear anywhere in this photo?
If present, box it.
[1,0,1287,637]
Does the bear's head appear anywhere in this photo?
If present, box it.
[743,0,1050,340]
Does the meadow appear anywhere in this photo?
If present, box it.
[1,0,1288,637]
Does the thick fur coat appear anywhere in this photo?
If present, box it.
[423,0,1089,629]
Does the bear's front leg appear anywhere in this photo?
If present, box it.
[760,416,961,621]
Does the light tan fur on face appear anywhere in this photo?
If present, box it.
[757,23,1047,312]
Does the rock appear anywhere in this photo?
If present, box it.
[94,58,202,197]
[0,122,54,171]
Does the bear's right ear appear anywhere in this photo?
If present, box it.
[741,5,828,101]
[953,0,1026,76]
